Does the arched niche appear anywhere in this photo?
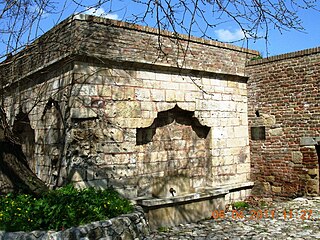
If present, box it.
[12,109,35,171]
[136,105,210,145]
[135,105,212,197]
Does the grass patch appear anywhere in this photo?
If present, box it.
[232,201,250,210]
[259,200,267,208]
[250,55,263,61]
[158,226,169,232]
[0,185,133,232]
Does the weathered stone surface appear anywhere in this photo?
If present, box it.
[292,151,303,164]
[71,108,98,119]
[114,101,141,118]
[141,190,227,230]
[262,182,271,192]
[300,137,320,146]
[268,127,283,136]
[306,186,318,195]
[251,113,276,127]
[271,186,282,193]
[265,176,275,182]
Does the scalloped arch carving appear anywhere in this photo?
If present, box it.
[136,105,210,145]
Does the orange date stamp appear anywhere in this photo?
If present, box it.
[212,209,314,220]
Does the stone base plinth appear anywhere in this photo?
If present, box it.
[137,182,254,229]
[137,189,227,229]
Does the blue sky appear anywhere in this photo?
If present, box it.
[248,7,320,57]
[1,0,320,58]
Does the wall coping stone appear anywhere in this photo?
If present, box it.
[247,46,320,66]
[0,206,150,240]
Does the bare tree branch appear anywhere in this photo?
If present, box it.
[1,0,319,61]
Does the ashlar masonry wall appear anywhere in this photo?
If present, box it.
[70,61,251,199]
[247,48,320,198]
[0,14,258,202]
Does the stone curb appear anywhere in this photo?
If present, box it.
[0,206,149,240]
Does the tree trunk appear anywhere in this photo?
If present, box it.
[0,106,48,196]
[0,141,48,195]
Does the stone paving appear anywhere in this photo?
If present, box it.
[144,197,320,240]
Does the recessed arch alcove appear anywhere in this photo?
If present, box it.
[136,105,210,145]
[135,105,212,198]
[12,109,35,171]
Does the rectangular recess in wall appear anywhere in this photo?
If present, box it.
[251,126,266,140]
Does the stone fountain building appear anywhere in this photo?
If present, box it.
[1,14,319,227]
[0,14,257,227]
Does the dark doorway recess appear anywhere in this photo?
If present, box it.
[136,105,210,145]
[12,109,35,168]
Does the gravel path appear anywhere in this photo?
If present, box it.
[144,197,320,240]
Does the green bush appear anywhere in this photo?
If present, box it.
[232,201,250,210]
[250,55,263,61]
[0,185,133,232]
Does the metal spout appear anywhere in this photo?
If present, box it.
[169,187,176,197]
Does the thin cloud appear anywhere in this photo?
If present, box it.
[84,7,119,20]
[30,5,51,19]
[85,7,105,16]
[214,29,245,42]
[105,13,119,20]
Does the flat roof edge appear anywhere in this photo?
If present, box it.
[247,46,320,66]
[71,14,259,56]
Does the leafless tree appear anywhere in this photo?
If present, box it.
[0,0,319,194]
[0,0,319,61]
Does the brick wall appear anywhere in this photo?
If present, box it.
[247,48,320,197]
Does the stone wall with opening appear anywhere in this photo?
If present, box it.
[1,63,73,189]
[70,60,252,200]
[247,47,320,198]
[0,14,258,207]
